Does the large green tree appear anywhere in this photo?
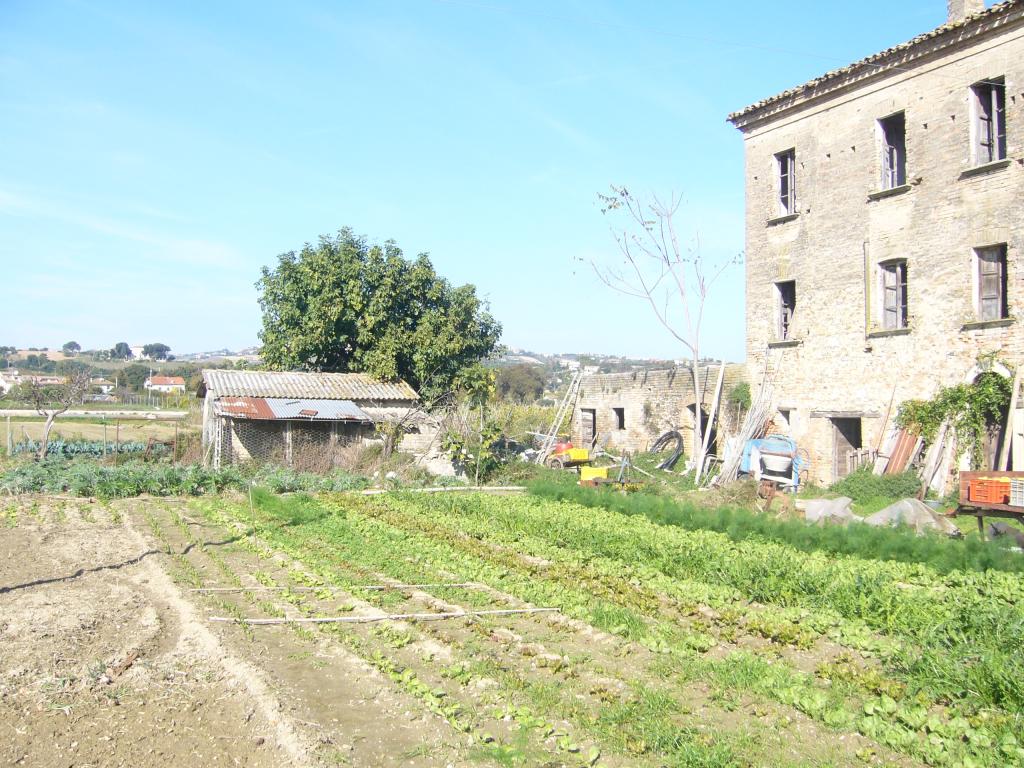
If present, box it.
[257,229,501,401]
[495,363,547,403]
[143,342,171,360]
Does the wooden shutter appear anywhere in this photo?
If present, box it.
[978,248,1005,321]
[883,266,898,329]
[994,83,1007,160]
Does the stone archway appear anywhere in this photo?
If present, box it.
[959,362,1013,471]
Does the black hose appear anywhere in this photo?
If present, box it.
[650,430,684,471]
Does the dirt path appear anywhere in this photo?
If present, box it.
[0,498,469,767]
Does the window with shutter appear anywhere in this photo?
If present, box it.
[775,149,796,216]
[976,245,1008,321]
[880,261,908,330]
[878,113,906,189]
[776,281,796,340]
[972,78,1007,164]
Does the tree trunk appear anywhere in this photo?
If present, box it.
[38,412,57,460]
[690,356,705,476]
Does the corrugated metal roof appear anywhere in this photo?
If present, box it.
[215,397,275,419]
[201,369,418,402]
[215,396,373,422]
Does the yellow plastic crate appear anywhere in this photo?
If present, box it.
[579,466,608,482]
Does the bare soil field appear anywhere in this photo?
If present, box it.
[3,489,1016,767]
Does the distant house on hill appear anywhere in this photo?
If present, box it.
[90,377,116,394]
[196,369,430,468]
[145,375,186,393]
[0,369,19,395]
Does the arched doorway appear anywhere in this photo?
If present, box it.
[961,363,1014,471]
[686,403,718,457]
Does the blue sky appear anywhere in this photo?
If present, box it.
[1,0,947,360]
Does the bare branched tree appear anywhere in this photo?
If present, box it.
[594,185,739,476]
[24,371,92,460]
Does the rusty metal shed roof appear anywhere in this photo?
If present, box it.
[200,369,418,402]
[214,396,374,422]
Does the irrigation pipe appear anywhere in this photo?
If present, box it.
[209,607,558,626]
[360,486,526,496]
[191,582,478,593]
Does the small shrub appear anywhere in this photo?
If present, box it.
[828,467,921,505]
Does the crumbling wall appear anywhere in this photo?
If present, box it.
[570,365,746,458]
[739,19,1024,485]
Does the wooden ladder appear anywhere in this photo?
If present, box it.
[535,370,584,465]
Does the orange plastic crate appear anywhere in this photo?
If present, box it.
[970,478,1011,504]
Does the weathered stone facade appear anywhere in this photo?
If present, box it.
[570,365,746,459]
[729,2,1024,484]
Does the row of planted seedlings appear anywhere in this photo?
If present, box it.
[353,491,1024,768]
[180,496,634,768]
[212,491,919,768]
[2,494,128,527]
[189,492,785,768]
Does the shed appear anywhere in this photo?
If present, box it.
[197,369,421,468]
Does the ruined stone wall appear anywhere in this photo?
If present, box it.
[570,365,747,457]
[739,18,1024,484]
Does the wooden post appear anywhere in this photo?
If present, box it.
[173,420,179,464]
[115,420,120,464]
[103,420,107,457]
[5,415,10,456]
[696,362,726,483]
[998,365,1022,470]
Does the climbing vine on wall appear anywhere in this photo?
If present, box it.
[896,360,1012,469]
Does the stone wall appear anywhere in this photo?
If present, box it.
[569,365,747,458]
[735,11,1024,485]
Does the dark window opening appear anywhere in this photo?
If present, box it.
[879,112,906,189]
[777,280,796,340]
[775,149,796,216]
[580,408,596,447]
[977,244,1008,321]
[777,409,792,432]
[612,407,625,430]
[973,78,1007,164]
[881,260,908,330]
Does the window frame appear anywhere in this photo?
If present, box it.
[775,148,797,217]
[971,77,1007,165]
[975,244,1009,322]
[879,259,908,330]
[776,280,796,341]
[878,112,907,190]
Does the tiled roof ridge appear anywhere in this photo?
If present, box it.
[728,0,1023,127]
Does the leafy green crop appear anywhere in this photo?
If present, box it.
[528,479,1024,575]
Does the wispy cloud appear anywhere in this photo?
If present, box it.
[0,186,242,269]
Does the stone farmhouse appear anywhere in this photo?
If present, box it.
[728,0,1024,485]
[570,364,746,462]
